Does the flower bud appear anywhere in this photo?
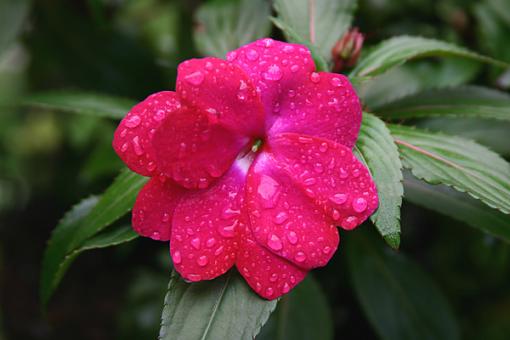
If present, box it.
[331,28,364,72]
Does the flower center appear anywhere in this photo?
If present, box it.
[251,138,263,153]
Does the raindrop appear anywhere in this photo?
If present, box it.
[190,237,201,250]
[329,193,348,205]
[120,142,128,153]
[125,115,141,128]
[184,71,205,86]
[226,51,237,61]
[173,251,182,264]
[341,216,358,230]
[314,162,324,173]
[303,177,316,185]
[162,213,170,222]
[197,255,209,267]
[188,274,202,281]
[273,211,289,225]
[132,136,143,156]
[282,282,291,294]
[323,246,331,254]
[310,72,321,83]
[246,49,259,61]
[151,231,161,240]
[263,64,283,81]
[257,175,281,208]
[339,167,349,178]
[290,64,300,73]
[265,287,274,296]
[206,237,217,248]
[214,245,224,255]
[218,222,236,238]
[352,197,368,213]
[330,77,343,87]
[267,234,283,251]
[286,231,298,245]
[153,109,166,121]
[294,251,307,263]
[269,273,278,282]
[319,142,328,153]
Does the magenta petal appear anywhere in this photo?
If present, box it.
[113,91,181,176]
[170,165,246,281]
[269,133,379,230]
[246,152,340,270]
[230,39,362,147]
[132,178,185,241]
[177,57,265,136]
[153,105,249,190]
[268,72,362,148]
[236,223,307,300]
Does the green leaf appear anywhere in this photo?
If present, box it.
[40,169,147,306]
[193,0,271,58]
[350,36,509,78]
[378,86,510,121]
[258,275,333,340]
[347,232,460,340]
[0,0,30,56]
[159,270,277,340]
[273,0,356,64]
[21,91,136,119]
[389,124,510,214]
[356,113,403,249]
[403,174,510,242]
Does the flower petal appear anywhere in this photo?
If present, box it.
[270,132,379,230]
[153,106,249,190]
[177,57,265,136]
[132,177,185,241]
[230,39,361,147]
[236,222,307,300]
[170,164,246,281]
[246,151,340,269]
[113,91,181,176]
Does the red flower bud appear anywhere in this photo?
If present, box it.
[331,28,364,72]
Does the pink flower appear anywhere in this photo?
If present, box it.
[113,38,378,299]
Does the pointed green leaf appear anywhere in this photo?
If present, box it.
[379,86,510,121]
[350,36,509,78]
[159,270,277,340]
[273,0,356,64]
[194,0,271,58]
[258,275,333,340]
[356,113,403,248]
[40,169,147,306]
[21,91,136,119]
[347,232,460,340]
[404,174,510,242]
[390,124,510,214]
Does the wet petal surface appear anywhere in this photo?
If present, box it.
[132,178,185,241]
[170,164,246,281]
[113,91,181,176]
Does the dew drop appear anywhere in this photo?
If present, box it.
[294,251,307,263]
[188,274,202,281]
[269,273,278,282]
[341,216,358,230]
[132,136,143,156]
[120,142,129,153]
[310,72,321,83]
[319,142,328,153]
[332,209,341,221]
[206,237,217,248]
[329,193,348,205]
[246,49,259,61]
[273,211,289,225]
[184,71,205,86]
[286,231,298,245]
[267,234,283,251]
[226,51,237,61]
[205,61,213,70]
[303,177,316,186]
[190,237,201,250]
[352,197,368,213]
[265,287,274,296]
[218,222,236,238]
[147,161,157,172]
[255,282,262,292]
[214,245,224,255]
[314,162,324,173]
[330,77,343,87]
[282,282,291,294]
[125,115,141,128]
[339,167,349,179]
[154,109,166,121]
[257,175,281,208]
[173,251,182,264]
[162,213,170,222]
[263,64,283,81]
[290,64,300,73]
[197,255,209,267]
[151,231,161,240]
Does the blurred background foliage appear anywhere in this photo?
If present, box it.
[0,0,509,339]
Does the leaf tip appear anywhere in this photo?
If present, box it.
[383,233,401,250]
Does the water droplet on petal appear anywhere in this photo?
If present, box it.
[125,115,141,128]
[332,209,341,220]
[214,245,224,255]
[162,213,170,222]
[273,211,289,224]
[226,51,237,61]
[184,71,205,86]
[267,234,283,251]
[310,72,321,83]
[255,282,262,292]
[269,273,278,282]
[173,251,182,264]
[352,197,368,213]
[218,221,237,238]
[330,77,343,87]
[132,136,143,156]
[319,142,328,152]
[282,282,291,293]
[263,64,283,81]
[303,177,316,185]
[283,45,295,53]
[341,216,359,230]
[197,255,209,267]
[120,142,129,153]
[151,231,160,240]
[329,193,348,205]
[147,161,157,172]
[286,231,298,245]
[257,175,281,208]
[154,109,166,121]
[323,246,332,254]
[294,251,306,263]
[206,237,216,248]
[190,237,201,250]
[339,167,349,179]
[265,287,274,296]
[246,49,259,61]
[188,274,202,281]
[314,162,324,173]
[290,64,300,73]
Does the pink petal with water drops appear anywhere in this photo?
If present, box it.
[170,164,247,281]
[132,177,185,241]
[228,39,315,129]
[236,221,307,300]
[153,104,249,190]
[245,151,340,270]
[267,72,362,149]
[113,91,182,176]
[177,57,265,136]
[269,133,379,231]
[229,39,361,147]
